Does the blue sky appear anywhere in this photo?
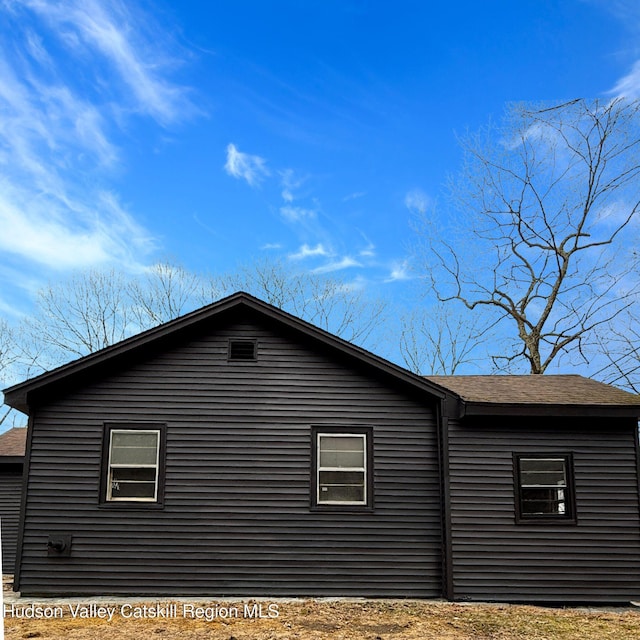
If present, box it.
[1,0,639,353]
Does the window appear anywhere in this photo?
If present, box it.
[514,454,575,522]
[312,427,372,509]
[101,424,166,506]
[228,339,257,361]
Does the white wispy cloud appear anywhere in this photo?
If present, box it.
[280,205,317,222]
[502,120,566,152]
[225,143,270,187]
[358,233,376,257]
[24,28,54,68]
[339,275,367,292]
[288,243,330,260]
[593,199,640,229]
[312,256,361,274]
[21,0,196,126]
[261,242,283,250]
[0,0,191,287]
[384,260,412,282]
[611,61,640,98]
[342,191,366,202]
[404,188,430,215]
[0,180,154,270]
[588,0,640,98]
[359,245,376,257]
[280,169,306,202]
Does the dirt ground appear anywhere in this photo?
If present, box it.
[4,597,640,640]
[4,573,640,640]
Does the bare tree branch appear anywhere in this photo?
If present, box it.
[418,98,640,374]
[128,261,222,329]
[399,303,496,374]
[218,258,388,347]
[13,259,389,382]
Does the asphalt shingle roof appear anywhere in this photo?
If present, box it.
[425,374,640,406]
[0,426,27,457]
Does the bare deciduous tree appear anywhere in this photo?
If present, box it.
[399,304,494,375]
[219,258,388,346]
[420,98,640,374]
[21,269,132,367]
[128,261,220,330]
[0,319,18,427]
[591,318,640,393]
[0,319,14,373]
[13,258,388,382]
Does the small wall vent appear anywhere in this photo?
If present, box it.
[47,533,72,557]
[228,339,257,361]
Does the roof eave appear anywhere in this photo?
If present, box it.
[461,401,640,418]
[6,391,28,415]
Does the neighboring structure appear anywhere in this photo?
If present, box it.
[3,292,640,602]
[0,427,26,572]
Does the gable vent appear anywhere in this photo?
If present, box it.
[228,340,257,361]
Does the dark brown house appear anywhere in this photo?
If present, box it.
[0,427,26,573]
[3,292,640,602]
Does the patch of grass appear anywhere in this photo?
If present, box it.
[4,600,640,640]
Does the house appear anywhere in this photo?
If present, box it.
[0,427,26,573]
[3,292,640,602]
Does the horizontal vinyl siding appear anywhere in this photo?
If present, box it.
[448,418,640,603]
[19,317,441,597]
[0,467,23,572]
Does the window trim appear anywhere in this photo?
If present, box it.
[311,426,373,511]
[513,453,576,524]
[99,423,166,509]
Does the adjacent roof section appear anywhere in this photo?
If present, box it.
[427,374,640,417]
[0,427,27,459]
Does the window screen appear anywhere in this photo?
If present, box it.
[515,455,574,521]
[316,433,367,505]
[107,429,160,501]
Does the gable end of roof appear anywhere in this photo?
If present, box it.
[4,292,447,414]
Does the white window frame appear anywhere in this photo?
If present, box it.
[316,432,367,506]
[107,429,161,502]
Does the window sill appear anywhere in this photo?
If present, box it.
[515,516,576,525]
[311,504,374,514]
[98,501,165,510]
